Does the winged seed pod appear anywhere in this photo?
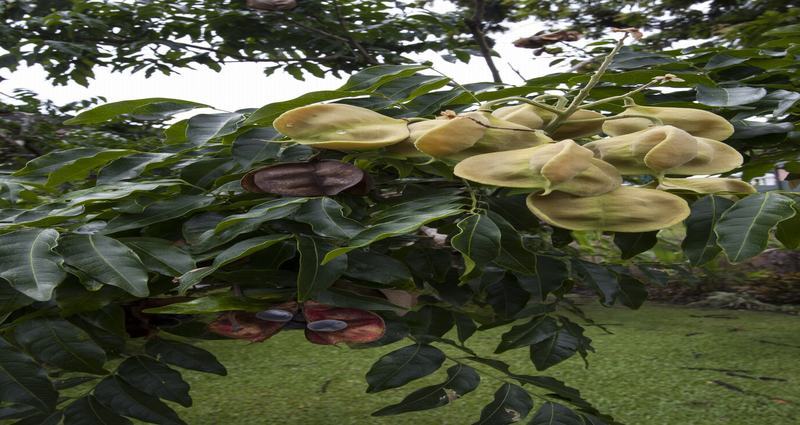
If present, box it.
[602,105,734,141]
[273,103,409,150]
[493,104,605,139]
[656,177,756,194]
[454,140,621,196]
[413,111,552,161]
[583,125,743,175]
[241,160,371,196]
[526,186,691,232]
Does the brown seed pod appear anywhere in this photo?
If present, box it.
[241,160,371,196]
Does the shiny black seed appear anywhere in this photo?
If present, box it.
[306,319,348,332]
[255,309,294,322]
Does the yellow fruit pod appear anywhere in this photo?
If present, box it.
[491,104,545,130]
[453,140,621,196]
[526,186,691,232]
[273,103,409,150]
[602,105,734,141]
[413,111,552,161]
[584,125,743,175]
[657,177,756,194]
[494,104,604,139]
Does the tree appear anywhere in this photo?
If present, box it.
[0,28,798,423]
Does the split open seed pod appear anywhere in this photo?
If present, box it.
[241,160,371,196]
[273,103,409,150]
[492,104,604,139]
[657,177,756,194]
[454,140,621,196]
[584,125,743,175]
[602,105,734,141]
[413,111,552,161]
[303,301,385,345]
[526,186,691,232]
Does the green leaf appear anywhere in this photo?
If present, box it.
[64,396,132,425]
[574,261,619,306]
[776,203,800,249]
[0,283,33,316]
[696,85,767,107]
[186,112,243,145]
[344,251,413,286]
[0,228,66,302]
[14,318,107,374]
[488,212,537,275]
[143,295,269,314]
[0,339,58,412]
[473,383,533,425]
[58,234,149,297]
[682,195,735,266]
[179,158,236,189]
[120,237,195,277]
[103,194,215,234]
[145,338,226,376]
[292,197,364,239]
[231,128,281,168]
[97,153,175,184]
[64,98,208,125]
[372,364,480,416]
[715,193,797,262]
[516,256,569,302]
[213,197,308,237]
[243,90,368,126]
[59,180,184,206]
[530,329,579,371]
[529,402,583,425]
[495,316,559,354]
[8,410,62,425]
[616,275,648,309]
[365,344,445,393]
[296,235,348,301]
[14,148,102,177]
[486,275,530,319]
[177,235,291,293]
[93,376,186,425]
[613,231,659,260]
[117,356,191,407]
[451,214,501,279]
[339,64,430,91]
[44,149,136,187]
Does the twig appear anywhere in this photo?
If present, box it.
[465,0,502,83]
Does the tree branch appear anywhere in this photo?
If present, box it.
[465,0,502,84]
[331,0,378,65]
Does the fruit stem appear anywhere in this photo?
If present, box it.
[477,96,563,114]
[559,114,663,126]
[544,33,629,132]
[578,80,659,110]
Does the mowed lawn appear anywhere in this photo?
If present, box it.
[174,303,800,425]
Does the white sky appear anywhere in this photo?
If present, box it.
[0,16,555,111]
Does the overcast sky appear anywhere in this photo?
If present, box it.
[0,15,556,112]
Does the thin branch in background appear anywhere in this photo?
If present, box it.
[465,0,502,84]
[331,0,378,65]
[506,61,526,83]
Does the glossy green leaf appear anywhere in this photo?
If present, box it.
[8,410,62,425]
[14,318,107,374]
[64,98,207,125]
[14,148,102,177]
[696,85,767,107]
[296,235,348,301]
[103,195,215,234]
[0,228,66,301]
[372,364,480,416]
[117,356,191,407]
[179,158,236,189]
[530,329,579,371]
[776,203,800,249]
[145,338,226,376]
[177,235,291,293]
[681,195,735,266]
[486,275,530,319]
[613,231,659,260]
[0,339,58,413]
[339,64,430,91]
[574,261,619,306]
[343,250,413,286]
[243,90,368,126]
[185,112,243,145]
[495,316,559,354]
[0,284,33,316]
[529,402,584,425]
[64,396,132,425]
[451,214,501,279]
[292,197,364,239]
[120,237,195,276]
[143,295,268,314]
[45,149,136,187]
[58,234,149,297]
[715,193,796,262]
[231,128,281,167]
[516,256,569,302]
[58,180,184,206]
[365,344,445,393]
[473,383,533,425]
[93,376,186,425]
[616,275,648,309]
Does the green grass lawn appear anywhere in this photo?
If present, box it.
[174,303,800,425]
